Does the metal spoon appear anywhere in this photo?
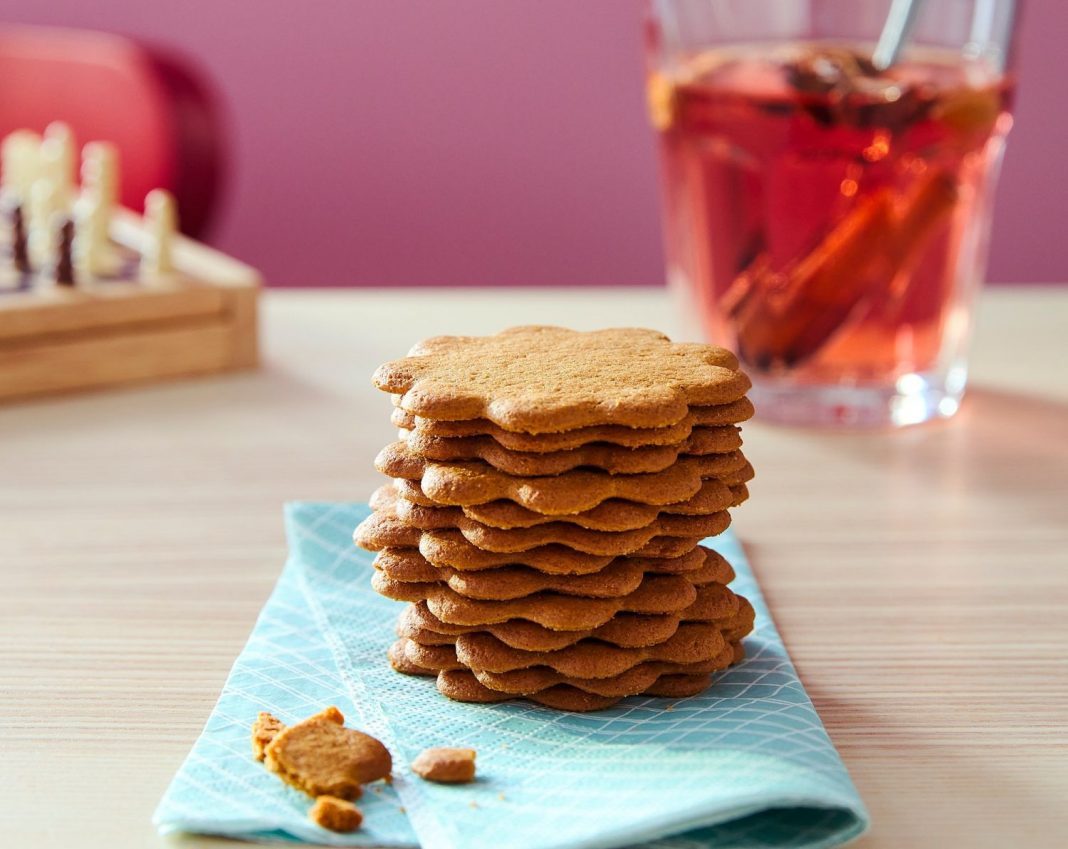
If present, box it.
[872,0,925,70]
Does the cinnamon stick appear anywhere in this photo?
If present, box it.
[732,188,893,367]
[731,169,958,368]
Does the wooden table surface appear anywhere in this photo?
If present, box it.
[2,286,1066,849]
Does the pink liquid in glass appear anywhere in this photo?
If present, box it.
[651,44,1014,399]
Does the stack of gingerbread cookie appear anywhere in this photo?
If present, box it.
[355,327,756,711]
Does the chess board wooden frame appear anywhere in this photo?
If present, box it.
[0,208,259,402]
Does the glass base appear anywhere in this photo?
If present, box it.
[748,368,967,428]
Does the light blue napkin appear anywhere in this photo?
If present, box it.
[155,503,868,849]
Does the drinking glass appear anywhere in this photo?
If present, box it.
[646,0,1018,426]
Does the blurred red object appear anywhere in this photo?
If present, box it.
[0,25,224,237]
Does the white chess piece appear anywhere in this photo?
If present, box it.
[72,196,107,279]
[40,122,76,208]
[81,141,119,208]
[1,130,43,201]
[141,189,178,278]
[74,142,121,278]
[28,179,58,269]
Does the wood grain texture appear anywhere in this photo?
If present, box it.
[0,285,227,341]
[0,208,260,401]
[1,286,1066,848]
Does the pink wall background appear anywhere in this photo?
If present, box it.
[0,1,1061,286]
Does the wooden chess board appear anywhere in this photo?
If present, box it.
[0,207,259,402]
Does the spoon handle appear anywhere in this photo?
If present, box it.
[872,0,925,70]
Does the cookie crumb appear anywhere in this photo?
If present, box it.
[251,712,286,761]
[261,706,392,799]
[469,800,479,809]
[309,796,362,833]
[411,747,477,784]
[497,792,506,801]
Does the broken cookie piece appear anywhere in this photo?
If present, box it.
[263,706,392,799]
[251,712,286,761]
[309,795,364,833]
[411,747,477,784]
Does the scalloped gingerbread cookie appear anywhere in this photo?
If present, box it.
[374,327,751,433]
[391,397,755,450]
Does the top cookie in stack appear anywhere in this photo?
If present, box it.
[355,326,756,712]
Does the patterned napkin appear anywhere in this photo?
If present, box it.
[154,503,868,849]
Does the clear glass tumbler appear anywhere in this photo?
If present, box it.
[646,0,1018,426]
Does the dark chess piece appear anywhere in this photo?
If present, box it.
[1,194,30,273]
[53,216,75,287]
[13,204,29,273]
